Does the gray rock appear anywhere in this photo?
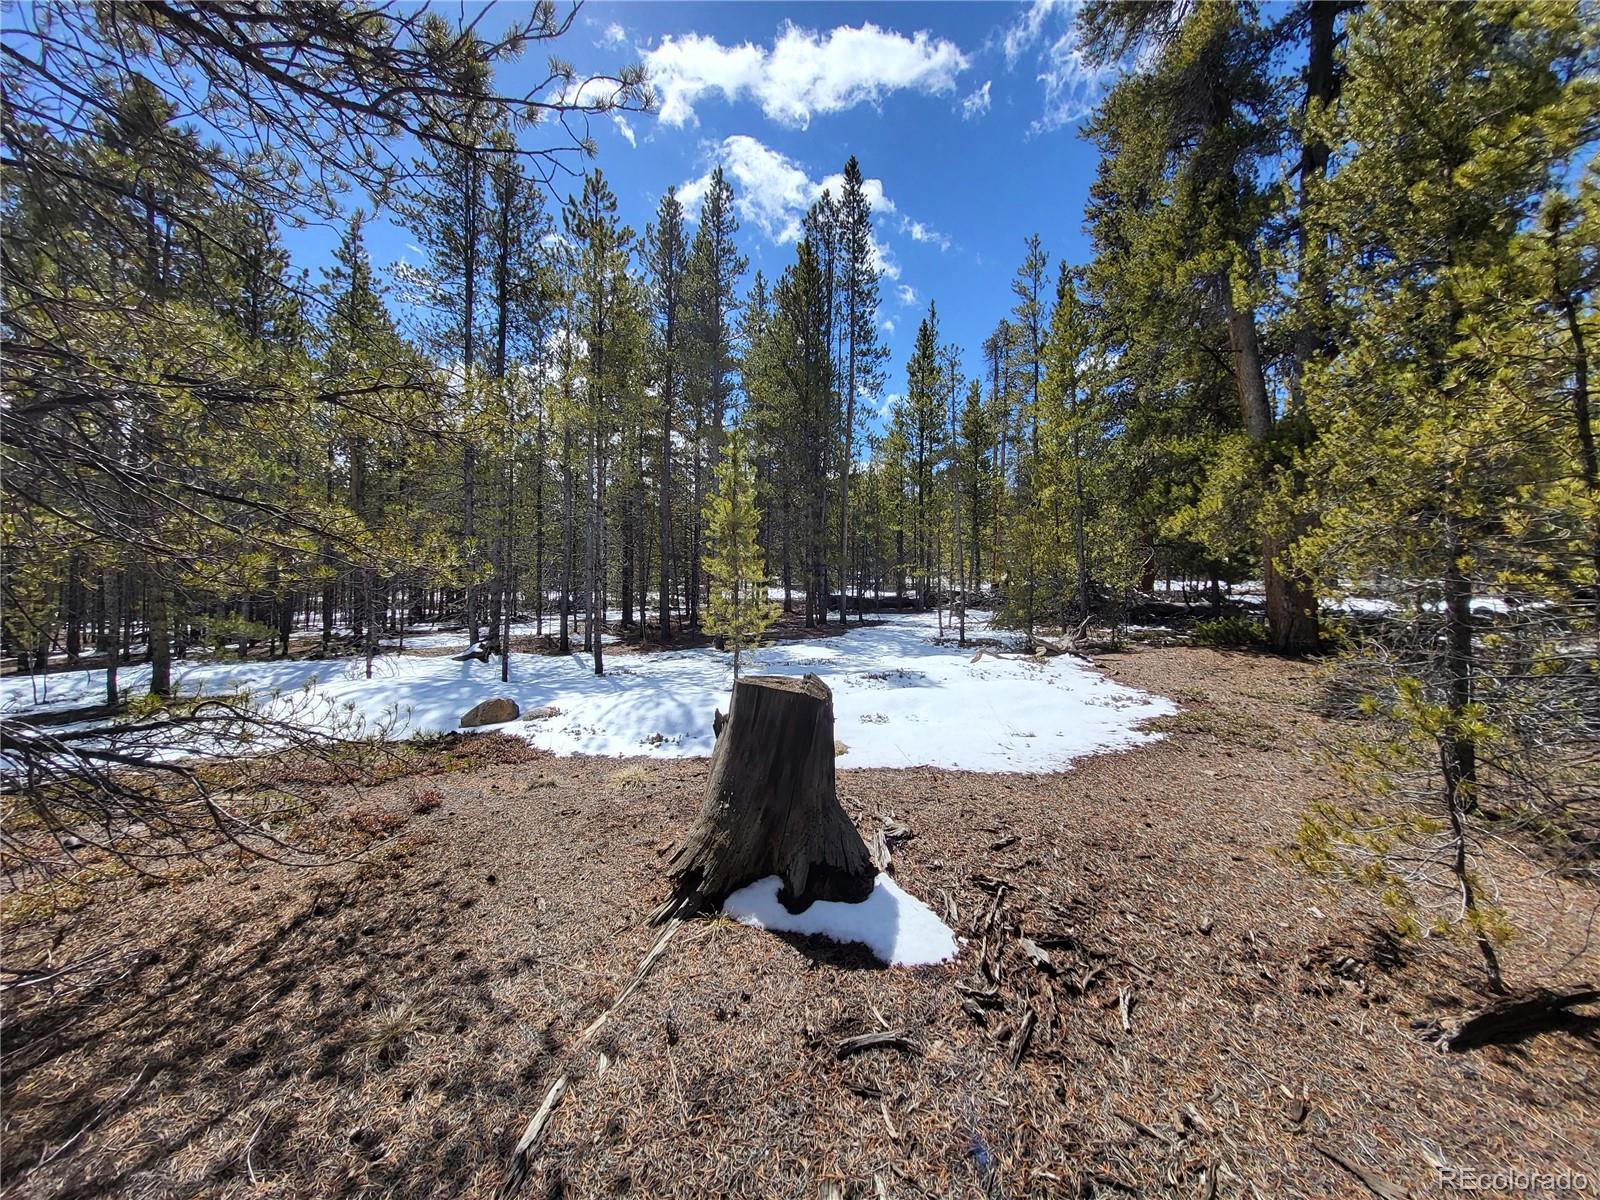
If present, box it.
[524,705,562,721]
[460,697,520,728]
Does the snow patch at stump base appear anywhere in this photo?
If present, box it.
[722,873,957,967]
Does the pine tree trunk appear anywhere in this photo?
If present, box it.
[103,566,120,707]
[464,442,479,647]
[660,353,675,644]
[64,553,83,663]
[657,673,874,921]
[148,571,171,697]
[535,411,547,638]
[1442,521,1477,810]
[1558,288,1600,649]
[592,427,606,677]
[690,408,704,631]
[279,588,294,658]
[1222,287,1321,653]
[560,425,573,654]
[839,334,856,630]
[321,446,335,654]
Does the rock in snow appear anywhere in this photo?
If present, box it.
[460,697,520,727]
[722,873,958,967]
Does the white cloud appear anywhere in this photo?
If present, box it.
[680,135,815,243]
[895,284,917,307]
[882,318,897,335]
[960,80,992,120]
[1002,0,1067,62]
[612,114,637,148]
[868,240,901,281]
[646,21,970,129]
[900,217,951,252]
[817,170,894,216]
[1000,0,1120,132]
[598,22,628,49]
[1034,37,1118,131]
[680,135,901,279]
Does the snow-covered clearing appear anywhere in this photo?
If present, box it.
[2,611,1175,774]
[722,873,958,967]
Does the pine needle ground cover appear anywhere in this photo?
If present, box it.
[4,647,1594,1199]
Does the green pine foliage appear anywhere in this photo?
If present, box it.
[701,429,779,679]
[1284,1,1599,978]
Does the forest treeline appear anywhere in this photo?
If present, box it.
[2,4,1596,962]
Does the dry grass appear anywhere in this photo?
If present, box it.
[2,645,1595,1199]
[607,763,654,790]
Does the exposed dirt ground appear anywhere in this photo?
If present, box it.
[3,645,1596,1199]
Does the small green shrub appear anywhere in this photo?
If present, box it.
[1189,615,1266,648]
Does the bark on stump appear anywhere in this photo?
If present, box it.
[656,673,875,921]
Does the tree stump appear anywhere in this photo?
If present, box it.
[656,673,875,921]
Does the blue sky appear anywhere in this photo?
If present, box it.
[308,1,1120,422]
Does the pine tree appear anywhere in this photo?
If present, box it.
[1288,0,1599,985]
[898,305,947,610]
[645,186,689,642]
[564,169,642,677]
[702,428,779,681]
[835,156,888,625]
[1079,0,1321,651]
[683,166,747,630]
[773,238,835,627]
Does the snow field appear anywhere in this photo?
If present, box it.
[2,610,1175,774]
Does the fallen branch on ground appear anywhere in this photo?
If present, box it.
[1311,1141,1410,1200]
[837,1029,918,1058]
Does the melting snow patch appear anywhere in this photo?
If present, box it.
[0,610,1175,775]
[722,873,958,967]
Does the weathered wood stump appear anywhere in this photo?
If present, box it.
[656,673,875,921]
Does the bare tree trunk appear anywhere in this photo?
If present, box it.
[951,374,966,646]
[64,553,83,663]
[1441,520,1477,811]
[560,425,573,654]
[592,424,607,678]
[660,359,675,645]
[690,404,704,631]
[103,567,120,707]
[620,455,635,631]
[1440,517,1501,990]
[321,445,335,654]
[464,442,479,647]
[839,343,856,630]
[148,571,171,696]
[535,405,547,638]
[782,489,793,614]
